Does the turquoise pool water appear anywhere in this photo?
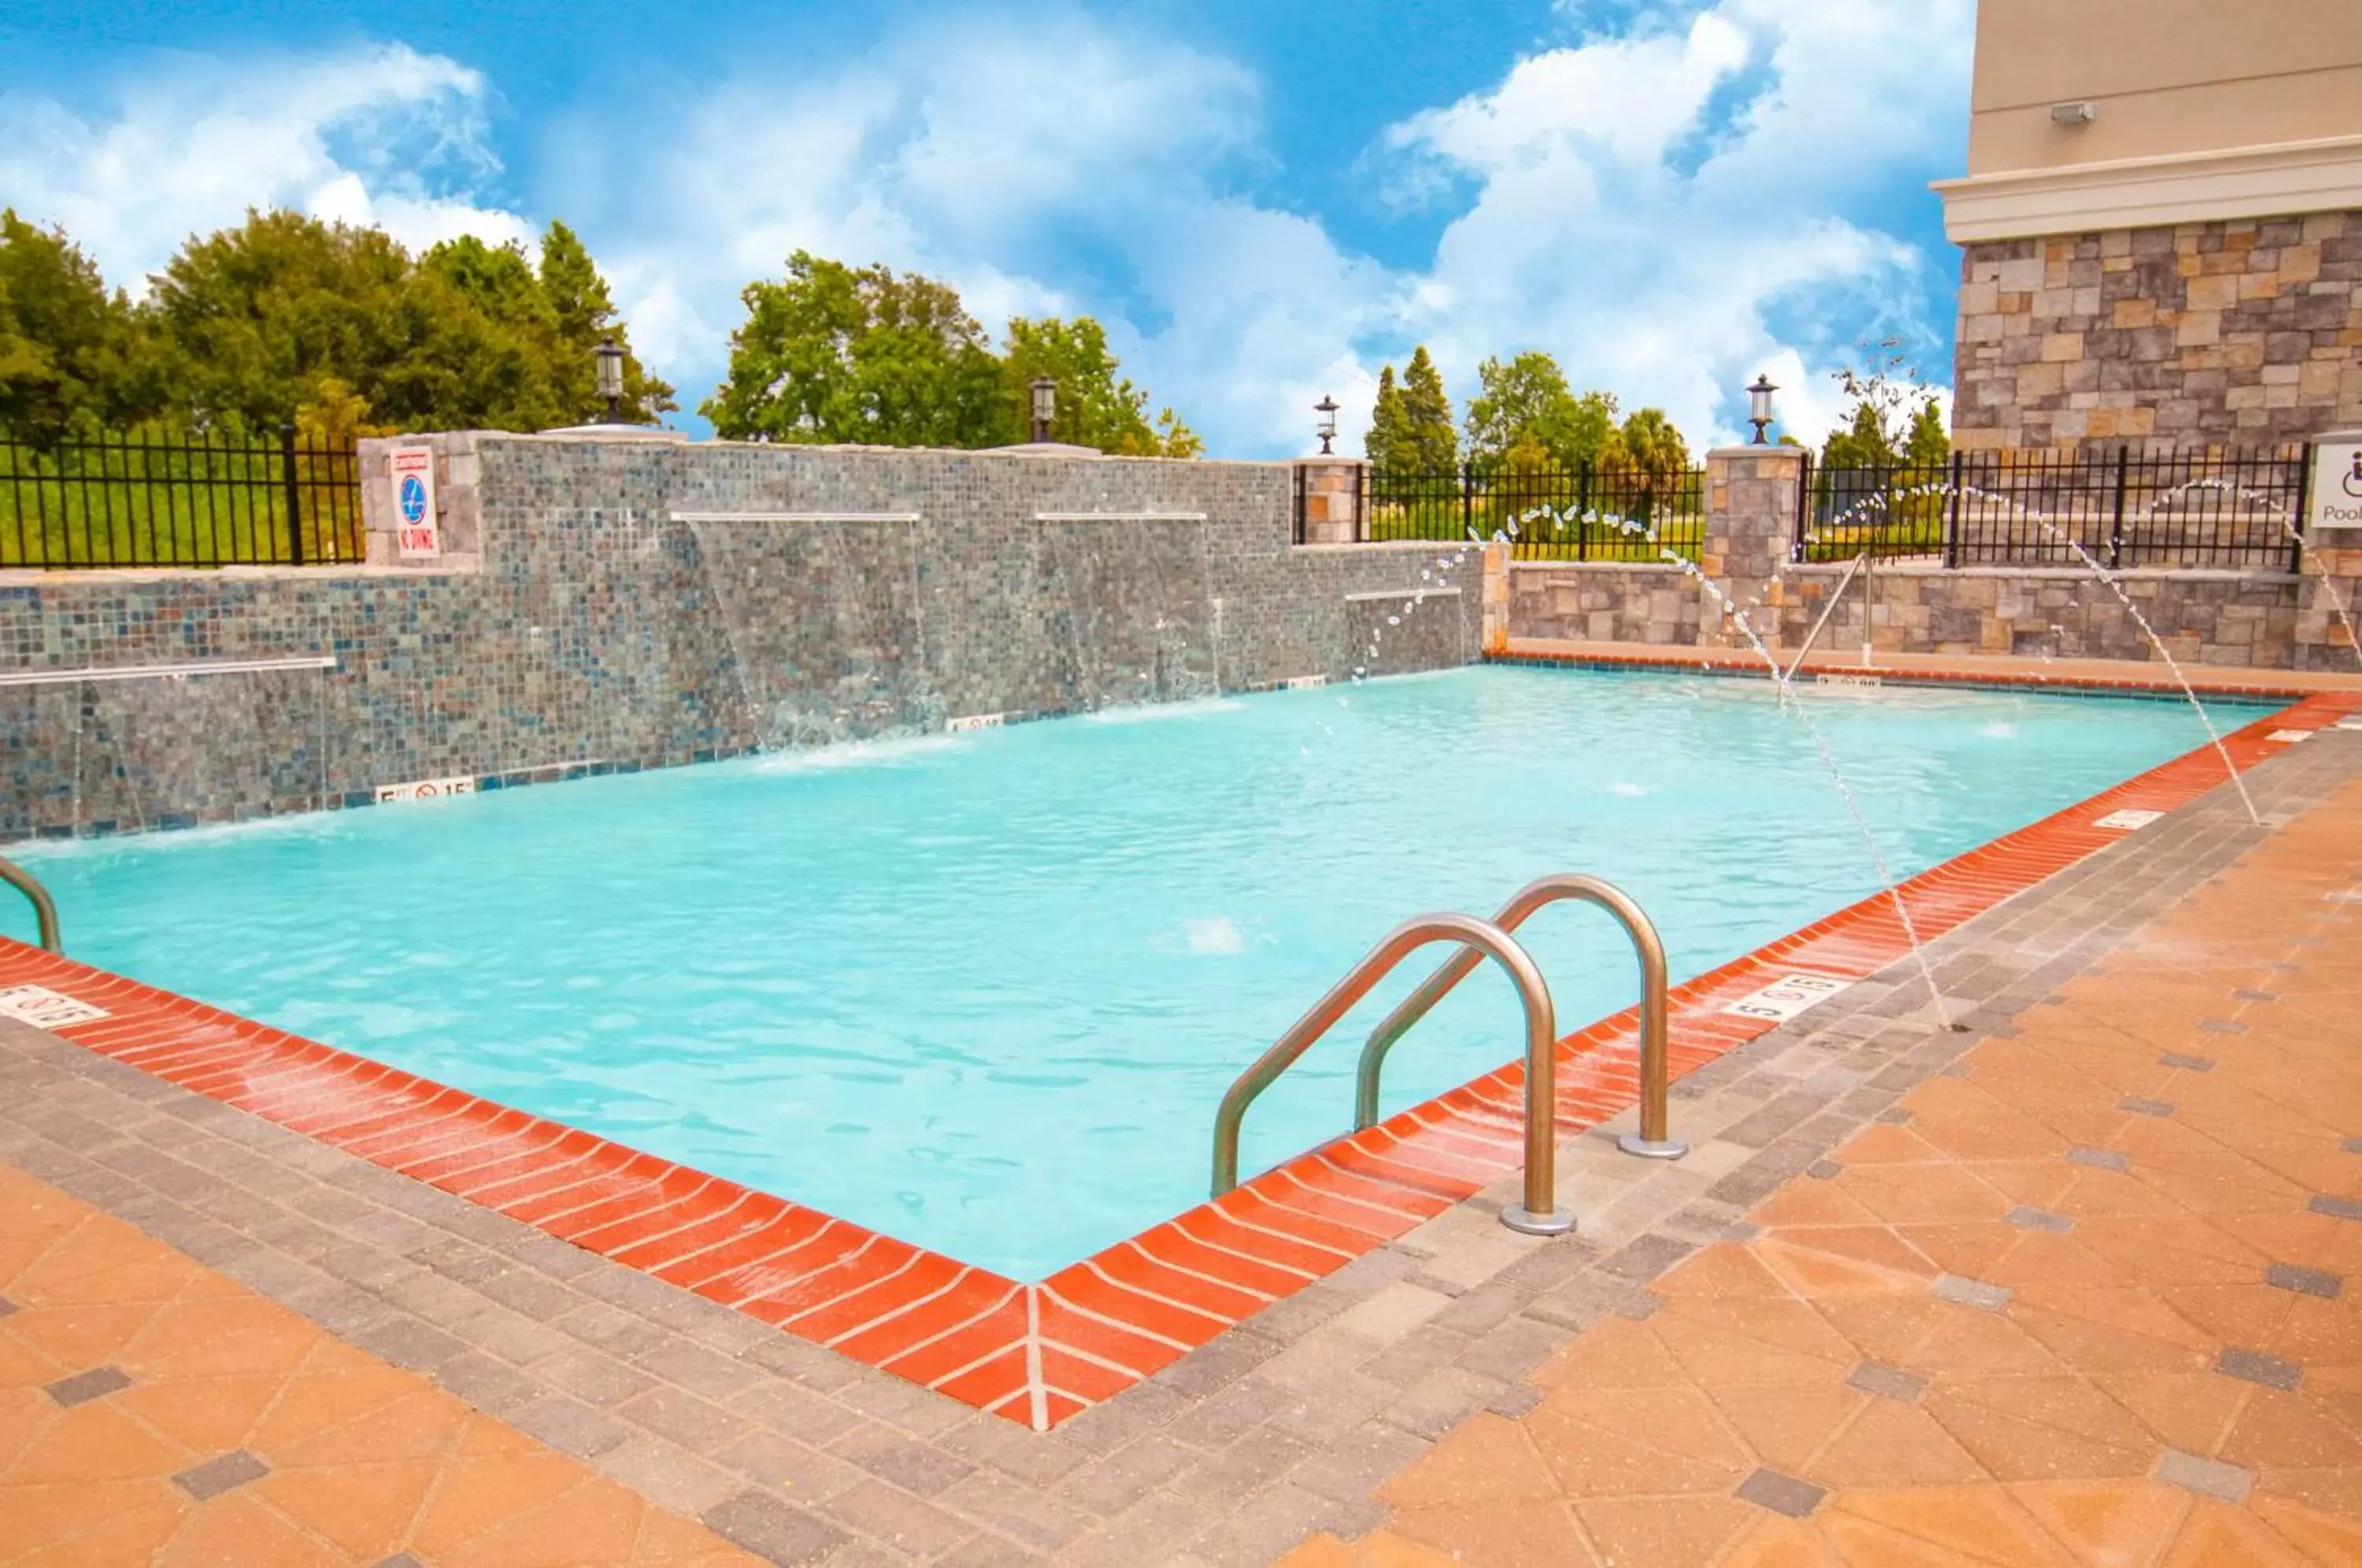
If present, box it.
[4,668,2275,1278]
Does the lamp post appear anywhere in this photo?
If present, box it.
[1746,374,1777,445]
[1315,394,1339,456]
[594,337,626,423]
[1029,375,1057,444]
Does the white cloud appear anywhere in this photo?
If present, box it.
[1380,0,1973,449]
[0,43,533,294]
[1,1,1971,454]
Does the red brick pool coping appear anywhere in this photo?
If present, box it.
[2,667,2353,1434]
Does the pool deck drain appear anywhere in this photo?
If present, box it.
[3,653,2362,1562]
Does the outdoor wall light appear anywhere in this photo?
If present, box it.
[1029,375,1057,443]
[1746,374,1777,444]
[1315,394,1339,456]
[2050,101,2097,125]
[594,337,625,423]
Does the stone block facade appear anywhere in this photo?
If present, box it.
[1508,564,1703,645]
[1953,211,2362,451]
[1767,565,2307,668]
[0,438,1472,841]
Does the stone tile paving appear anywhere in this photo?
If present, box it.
[1284,756,2362,1565]
[0,712,2356,1563]
[0,1160,757,1566]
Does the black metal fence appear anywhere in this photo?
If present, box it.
[1796,447,2308,571]
[1,427,367,569]
[1360,461,1707,560]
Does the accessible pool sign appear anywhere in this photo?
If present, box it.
[2311,434,2362,531]
[390,446,440,558]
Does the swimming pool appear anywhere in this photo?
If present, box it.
[2,666,2278,1278]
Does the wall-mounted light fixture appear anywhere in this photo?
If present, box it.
[2049,101,2098,125]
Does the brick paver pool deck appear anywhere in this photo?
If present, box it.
[1281,762,2362,1566]
[3,647,2360,1563]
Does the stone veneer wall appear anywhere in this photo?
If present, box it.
[1952,211,2362,450]
[0,438,1472,840]
[1507,557,2318,666]
[1508,564,1705,645]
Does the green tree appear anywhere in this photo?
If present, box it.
[0,210,157,442]
[373,236,565,432]
[1463,350,1615,473]
[146,209,415,434]
[1598,407,1694,526]
[1819,401,1897,471]
[999,315,1198,457]
[1398,346,1457,473]
[702,253,1198,455]
[535,220,672,424]
[700,251,1005,446]
[1364,363,1407,475]
[1821,338,1932,470]
[1905,396,1949,468]
[139,209,666,438]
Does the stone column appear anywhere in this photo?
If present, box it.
[356,431,486,570]
[1290,457,1369,545]
[1480,540,1512,655]
[1698,446,1806,652]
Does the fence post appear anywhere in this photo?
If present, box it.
[1944,451,1963,569]
[1792,452,1812,560]
[1461,460,1474,545]
[1577,460,1592,557]
[2290,446,2311,575]
[2107,447,2128,571]
[278,423,306,567]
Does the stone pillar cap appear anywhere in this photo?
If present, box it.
[533,424,692,443]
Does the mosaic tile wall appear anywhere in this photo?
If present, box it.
[0,438,1475,841]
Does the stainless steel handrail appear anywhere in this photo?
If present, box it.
[1783,553,1868,682]
[1210,912,1574,1236]
[0,852,61,953]
[1356,874,1686,1162]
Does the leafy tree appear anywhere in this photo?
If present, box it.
[130,209,668,438]
[145,209,415,435]
[1598,407,1695,526]
[535,220,672,424]
[1463,350,1615,473]
[702,252,1198,456]
[999,315,1198,457]
[0,209,157,442]
[1365,363,1407,475]
[701,251,1005,446]
[391,235,573,432]
[1905,396,1949,468]
[1398,346,1457,473]
[1816,342,1948,545]
[1821,338,1938,471]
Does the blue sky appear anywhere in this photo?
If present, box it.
[2,1,1975,455]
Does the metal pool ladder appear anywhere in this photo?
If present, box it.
[1209,875,1683,1238]
[0,852,61,953]
[1360,873,1686,1163]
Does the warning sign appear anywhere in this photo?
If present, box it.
[390,446,439,558]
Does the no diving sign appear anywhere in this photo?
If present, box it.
[390,446,439,558]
